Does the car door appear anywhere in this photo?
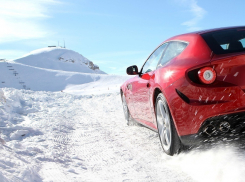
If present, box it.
[133,43,168,122]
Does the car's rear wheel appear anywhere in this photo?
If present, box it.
[156,93,181,155]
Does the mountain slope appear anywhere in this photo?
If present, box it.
[14,47,105,74]
[0,61,130,92]
[1,47,132,92]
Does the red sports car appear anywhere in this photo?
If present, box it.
[120,26,245,155]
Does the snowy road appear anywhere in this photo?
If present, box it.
[35,92,192,182]
[1,89,245,182]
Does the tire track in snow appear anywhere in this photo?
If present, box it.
[59,93,245,182]
[62,94,194,182]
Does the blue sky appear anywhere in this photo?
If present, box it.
[0,0,244,75]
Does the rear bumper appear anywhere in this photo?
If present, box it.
[179,111,245,146]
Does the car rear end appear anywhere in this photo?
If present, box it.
[167,27,245,145]
[198,27,245,137]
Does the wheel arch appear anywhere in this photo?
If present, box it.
[153,87,162,114]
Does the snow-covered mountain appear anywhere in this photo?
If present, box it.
[14,47,106,74]
[0,47,131,92]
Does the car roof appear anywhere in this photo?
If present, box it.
[164,26,245,43]
[185,26,245,35]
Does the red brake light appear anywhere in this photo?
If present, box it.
[198,67,216,84]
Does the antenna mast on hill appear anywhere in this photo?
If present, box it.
[64,40,66,48]
[58,41,59,47]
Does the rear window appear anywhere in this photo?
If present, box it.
[201,28,245,54]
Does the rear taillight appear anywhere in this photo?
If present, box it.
[198,67,216,84]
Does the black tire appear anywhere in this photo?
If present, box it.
[155,93,181,155]
[122,94,134,126]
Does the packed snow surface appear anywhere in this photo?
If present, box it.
[1,87,245,182]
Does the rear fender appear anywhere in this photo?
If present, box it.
[211,53,245,91]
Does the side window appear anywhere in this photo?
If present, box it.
[142,43,168,74]
[158,41,188,67]
[240,38,245,47]
[222,39,245,50]
[221,44,229,50]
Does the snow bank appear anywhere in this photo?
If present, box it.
[0,89,39,143]
[0,88,6,145]
[0,89,43,181]
[0,88,6,102]
[0,88,84,181]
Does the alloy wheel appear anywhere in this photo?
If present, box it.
[156,100,172,151]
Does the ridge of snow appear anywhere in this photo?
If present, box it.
[0,60,131,92]
[14,47,105,74]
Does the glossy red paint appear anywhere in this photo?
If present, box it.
[121,26,245,142]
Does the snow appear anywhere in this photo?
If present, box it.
[1,87,245,181]
[0,60,130,92]
[1,47,245,181]
[14,47,105,74]
[64,74,130,95]
[0,88,192,181]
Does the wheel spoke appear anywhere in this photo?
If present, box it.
[156,99,172,151]
[160,131,164,144]
[165,130,170,145]
[159,102,166,119]
[165,114,170,124]
[159,125,165,136]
